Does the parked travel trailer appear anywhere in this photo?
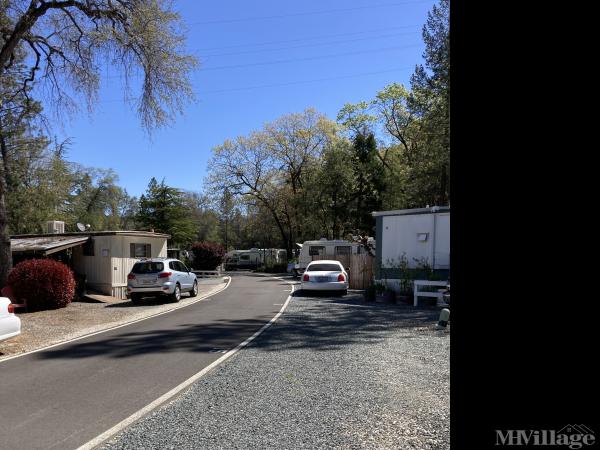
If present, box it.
[291,238,373,277]
[224,248,287,270]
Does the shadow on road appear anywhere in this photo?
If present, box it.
[34,290,442,361]
[34,316,275,360]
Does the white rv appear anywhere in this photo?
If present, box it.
[224,248,287,270]
[291,238,373,277]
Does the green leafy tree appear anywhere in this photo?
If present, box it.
[0,0,197,286]
[307,140,355,239]
[351,132,385,234]
[207,109,338,257]
[409,0,450,205]
[137,178,196,247]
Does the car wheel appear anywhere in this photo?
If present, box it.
[189,280,198,297]
[171,284,181,303]
[340,289,348,296]
[130,293,141,305]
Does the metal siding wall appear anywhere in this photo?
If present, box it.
[381,215,434,269]
[434,213,450,269]
[95,236,113,288]
[112,236,168,288]
[71,234,167,297]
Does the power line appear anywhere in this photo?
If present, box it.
[200,31,420,58]
[100,40,421,80]
[194,24,421,52]
[99,66,415,102]
[199,43,422,72]
[198,66,414,95]
[188,0,434,26]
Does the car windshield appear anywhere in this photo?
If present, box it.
[307,263,341,272]
[132,262,164,274]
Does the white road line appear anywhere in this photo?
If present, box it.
[0,277,232,364]
[77,277,294,450]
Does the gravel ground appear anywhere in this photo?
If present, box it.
[0,278,229,360]
[102,290,450,450]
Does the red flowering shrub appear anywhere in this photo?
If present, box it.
[190,241,225,270]
[7,259,76,312]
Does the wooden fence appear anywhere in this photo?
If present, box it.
[311,254,374,289]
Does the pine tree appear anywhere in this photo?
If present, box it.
[137,178,196,247]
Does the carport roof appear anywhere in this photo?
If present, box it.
[10,236,90,255]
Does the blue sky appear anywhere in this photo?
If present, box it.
[50,0,435,198]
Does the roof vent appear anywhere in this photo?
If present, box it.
[47,220,65,234]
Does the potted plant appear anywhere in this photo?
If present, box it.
[383,287,397,304]
[374,281,386,302]
[364,283,376,302]
[397,253,413,303]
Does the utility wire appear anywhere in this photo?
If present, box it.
[188,0,434,26]
[200,31,420,58]
[194,24,421,52]
[198,66,414,95]
[99,66,414,102]
[199,43,422,71]
[101,40,421,80]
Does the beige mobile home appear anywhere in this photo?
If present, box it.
[11,230,170,299]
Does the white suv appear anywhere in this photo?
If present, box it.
[127,258,198,303]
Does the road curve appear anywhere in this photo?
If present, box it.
[0,273,292,450]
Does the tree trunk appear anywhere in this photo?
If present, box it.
[0,182,11,288]
[0,122,12,288]
[332,190,339,239]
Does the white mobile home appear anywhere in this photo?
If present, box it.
[372,206,450,278]
[11,230,169,299]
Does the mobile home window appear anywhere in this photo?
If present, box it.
[335,246,351,256]
[130,243,151,258]
[309,246,325,256]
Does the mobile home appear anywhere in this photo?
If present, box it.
[372,206,450,280]
[10,229,170,299]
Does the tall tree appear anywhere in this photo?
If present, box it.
[137,178,196,248]
[351,132,385,234]
[409,0,450,205]
[207,109,338,257]
[0,0,196,286]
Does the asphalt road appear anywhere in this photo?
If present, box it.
[0,273,292,450]
[102,290,450,449]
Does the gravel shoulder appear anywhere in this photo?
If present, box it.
[0,278,229,361]
[102,290,450,450]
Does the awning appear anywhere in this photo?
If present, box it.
[10,236,90,256]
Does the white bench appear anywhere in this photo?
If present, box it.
[413,280,447,307]
[192,270,221,278]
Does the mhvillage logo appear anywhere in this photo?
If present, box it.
[496,425,596,449]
